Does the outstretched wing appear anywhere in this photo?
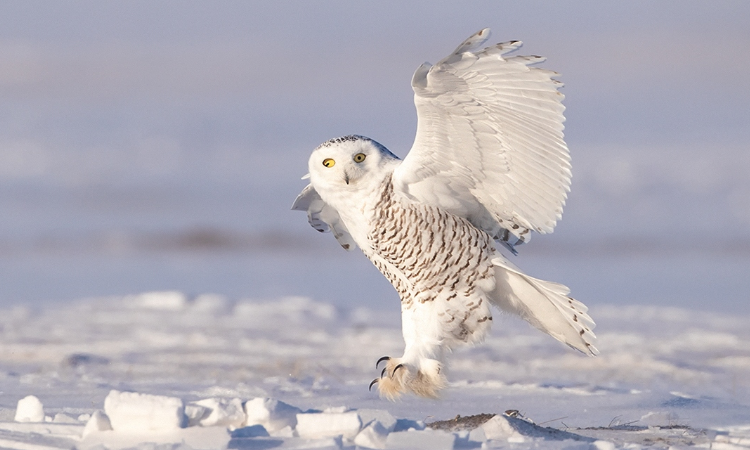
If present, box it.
[292,184,357,251]
[392,28,570,252]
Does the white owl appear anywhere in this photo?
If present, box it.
[293,29,597,400]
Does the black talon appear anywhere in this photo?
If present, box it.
[368,378,379,391]
[376,356,390,369]
[380,367,387,378]
[392,363,405,377]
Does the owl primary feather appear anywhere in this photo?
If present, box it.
[293,29,597,400]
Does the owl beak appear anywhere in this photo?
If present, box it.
[344,172,350,185]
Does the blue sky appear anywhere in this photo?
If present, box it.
[2,2,748,149]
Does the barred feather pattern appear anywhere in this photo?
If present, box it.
[365,175,495,350]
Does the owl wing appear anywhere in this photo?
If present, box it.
[392,29,570,253]
[292,184,357,251]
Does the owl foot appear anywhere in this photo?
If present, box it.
[368,356,445,400]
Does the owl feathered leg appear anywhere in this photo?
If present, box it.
[370,296,488,400]
[371,356,445,400]
[372,310,447,399]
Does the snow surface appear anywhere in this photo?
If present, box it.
[0,291,749,449]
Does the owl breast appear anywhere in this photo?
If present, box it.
[365,176,496,335]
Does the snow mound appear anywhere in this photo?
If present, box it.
[481,414,594,443]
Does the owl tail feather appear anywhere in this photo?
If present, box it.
[489,255,598,356]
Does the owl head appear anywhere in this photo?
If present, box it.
[307,135,400,193]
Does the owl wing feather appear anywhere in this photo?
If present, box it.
[292,184,357,251]
[392,28,570,253]
[491,254,598,356]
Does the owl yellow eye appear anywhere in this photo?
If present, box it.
[353,153,367,163]
[322,158,335,168]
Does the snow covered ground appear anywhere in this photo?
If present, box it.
[1,291,749,449]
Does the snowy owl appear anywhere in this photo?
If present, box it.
[293,29,597,400]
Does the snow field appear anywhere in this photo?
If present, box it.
[1,392,627,449]
[7,393,746,449]
[0,291,748,449]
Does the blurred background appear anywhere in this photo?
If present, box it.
[1,1,748,312]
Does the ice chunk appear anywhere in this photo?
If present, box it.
[385,429,456,450]
[244,397,301,433]
[358,409,397,432]
[296,412,362,440]
[194,397,245,428]
[15,395,44,422]
[185,403,211,427]
[354,420,388,449]
[104,390,185,431]
[82,410,113,438]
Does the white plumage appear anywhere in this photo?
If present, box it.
[293,29,597,400]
